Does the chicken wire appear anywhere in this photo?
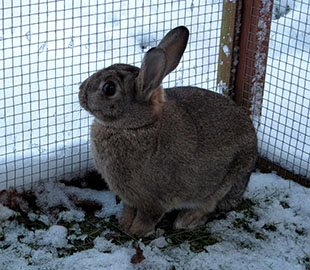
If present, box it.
[258,0,310,184]
[1,0,309,191]
[240,0,310,185]
[0,0,223,190]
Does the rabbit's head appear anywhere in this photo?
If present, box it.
[79,26,189,128]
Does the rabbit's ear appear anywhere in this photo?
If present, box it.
[158,26,189,77]
[136,47,167,101]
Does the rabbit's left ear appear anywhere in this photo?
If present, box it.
[135,47,167,101]
[158,26,189,77]
[136,26,189,101]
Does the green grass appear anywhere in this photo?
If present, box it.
[1,193,273,257]
[7,206,221,256]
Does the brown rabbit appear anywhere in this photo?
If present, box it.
[79,26,257,237]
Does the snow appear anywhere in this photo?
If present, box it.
[33,179,123,219]
[44,225,68,248]
[272,0,295,20]
[0,203,16,221]
[222,44,230,56]
[150,236,169,249]
[28,225,69,249]
[0,172,309,269]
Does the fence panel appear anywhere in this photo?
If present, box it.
[256,0,310,185]
[0,0,223,190]
[1,0,309,190]
[227,0,310,186]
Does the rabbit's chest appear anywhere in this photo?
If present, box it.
[90,123,156,183]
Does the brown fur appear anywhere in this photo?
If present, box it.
[79,26,258,237]
[150,86,165,116]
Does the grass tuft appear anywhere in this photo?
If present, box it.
[1,187,275,257]
[262,224,277,232]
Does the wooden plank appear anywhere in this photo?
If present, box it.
[217,0,239,96]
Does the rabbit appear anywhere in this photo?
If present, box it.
[79,26,258,237]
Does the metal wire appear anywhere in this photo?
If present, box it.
[0,0,223,189]
[1,0,308,190]
[253,0,310,184]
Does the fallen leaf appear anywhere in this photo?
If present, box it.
[130,242,145,264]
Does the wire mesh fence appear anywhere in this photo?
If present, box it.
[255,0,310,185]
[0,0,223,190]
[204,0,310,189]
[217,0,310,186]
[1,0,309,190]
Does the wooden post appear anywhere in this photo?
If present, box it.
[217,0,240,97]
[234,0,273,115]
[217,0,273,113]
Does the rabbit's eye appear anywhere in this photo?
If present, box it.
[102,81,116,97]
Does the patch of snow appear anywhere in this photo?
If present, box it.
[34,181,76,212]
[41,225,68,248]
[57,209,85,223]
[216,80,227,95]
[150,236,169,249]
[222,44,230,56]
[28,212,51,226]
[272,0,295,20]
[0,203,15,221]
[94,237,115,253]
[20,225,68,249]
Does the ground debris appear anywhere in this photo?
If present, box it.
[131,242,145,265]
[0,188,34,213]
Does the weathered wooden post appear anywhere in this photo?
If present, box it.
[217,0,273,115]
[217,0,240,97]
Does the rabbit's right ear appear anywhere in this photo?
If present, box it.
[135,47,167,101]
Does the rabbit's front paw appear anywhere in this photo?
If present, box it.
[128,219,155,237]
[174,209,208,230]
[119,204,137,232]
[127,209,162,237]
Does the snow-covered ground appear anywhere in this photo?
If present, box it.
[0,172,309,270]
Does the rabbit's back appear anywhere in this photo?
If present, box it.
[152,87,258,202]
[165,86,257,154]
